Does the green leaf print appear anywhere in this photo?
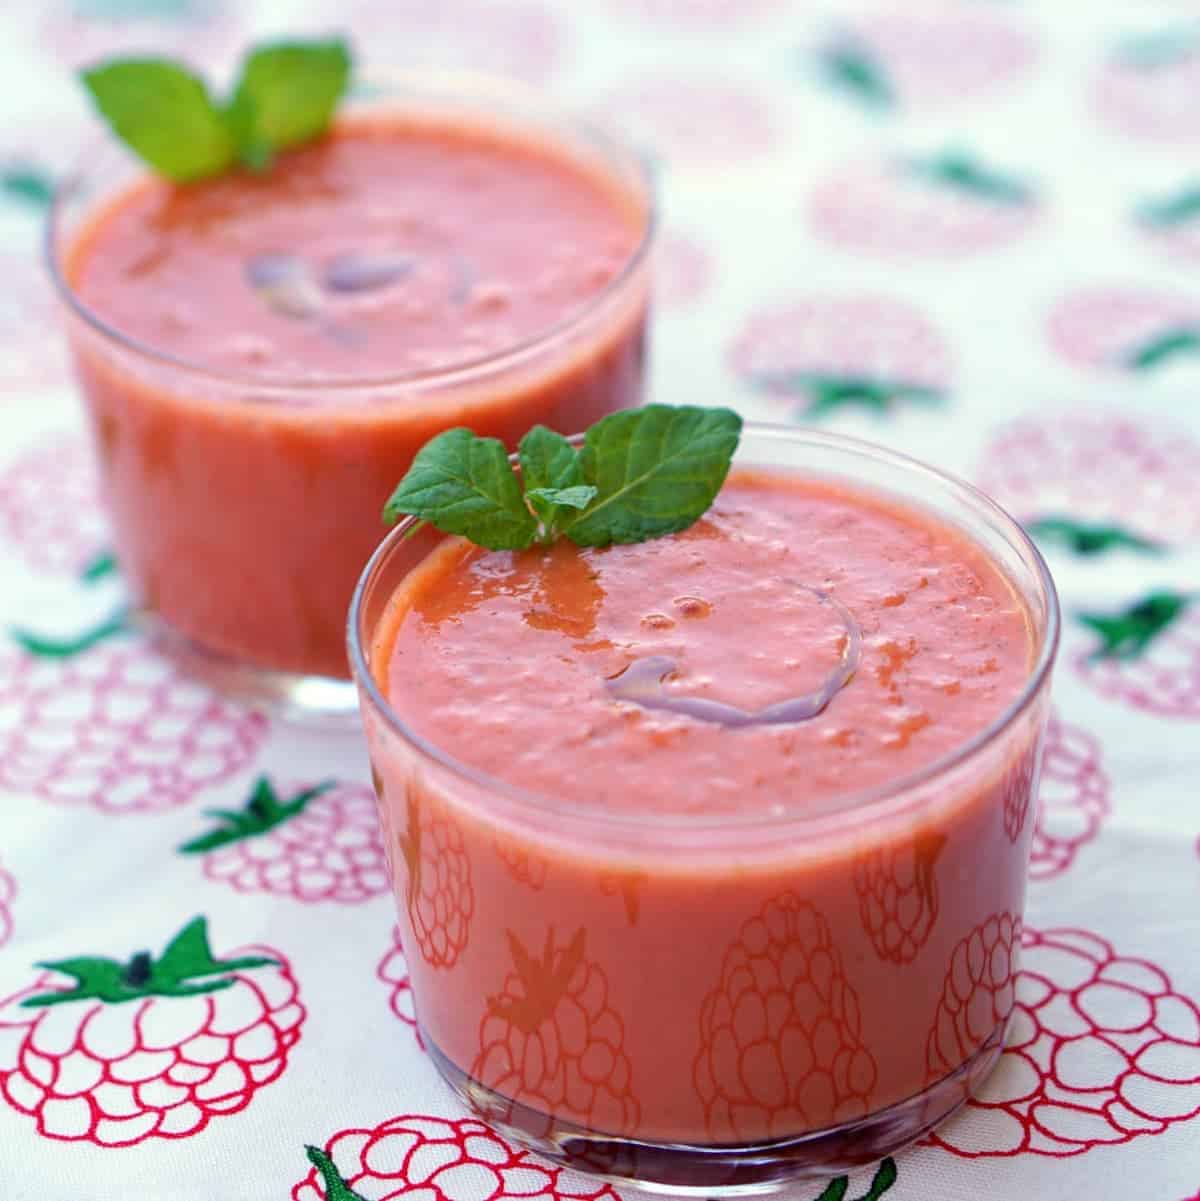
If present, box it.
[752,370,943,417]
[816,38,895,110]
[1138,182,1200,229]
[21,916,276,1008]
[1,165,55,208]
[814,1158,899,1201]
[180,777,335,853]
[1124,327,1200,371]
[1027,517,1162,557]
[903,149,1032,206]
[304,1146,368,1201]
[11,606,130,657]
[1078,591,1191,659]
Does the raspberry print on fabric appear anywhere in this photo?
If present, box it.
[598,75,777,167]
[1001,742,1037,844]
[180,777,388,904]
[607,0,784,29]
[1075,593,1200,721]
[38,0,241,72]
[0,435,108,575]
[0,251,69,392]
[657,232,715,312]
[335,0,562,85]
[376,927,420,1044]
[809,150,1037,259]
[291,1114,622,1201]
[0,629,268,813]
[399,792,473,968]
[1048,287,1200,374]
[930,927,1200,1157]
[854,830,945,965]
[695,894,878,1142]
[926,913,1021,1083]
[472,927,640,1136]
[816,8,1036,112]
[0,860,15,949]
[1092,27,1200,145]
[0,916,304,1147]
[976,411,1200,546]
[1029,717,1110,882]
[729,294,951,419]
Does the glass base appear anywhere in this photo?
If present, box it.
[426,1022,1006,1195]
[136,612,361,726]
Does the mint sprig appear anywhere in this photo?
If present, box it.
[383,404,743,551]
[81,37,351,183]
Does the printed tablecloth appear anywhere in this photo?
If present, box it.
[2,2,1199,1198]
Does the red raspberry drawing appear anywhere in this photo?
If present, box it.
[1002,743,1038,844]
[1047,286,1200,373]
[0,435,109,577]
[929,926,1200,1156]
[816,8,1037,112]
[472,926,640,1136]
[494,835,548,891]
[975,410,1200,546]
[606,0,783,29]
[1092,28,1200,144]
[1029,717,1110,882]
[657,232,715,312]
[925,912,1021,1084]
[1136,183,1200,264]
[37,0,241,72]
[0,861,15,949]
[694,894,878,1142]
[597,75,778,167]
[376,927,420,1044]
[854,831,946,965]
[0,625,268,813]
[729,294,951,418]
[0,915,304,1146]
[0,251,69,393]
[1074,592,1200,720]
[332,0,562,84]
[291,1113,623,1201]
[809,150,1038,259]
[179,777,388,904]
[398,792,474,969]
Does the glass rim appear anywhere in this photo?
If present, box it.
[44,70,658,394]
[347,420,1061,833]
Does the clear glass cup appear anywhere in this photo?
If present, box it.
[47,74,655,722]
[348,423,1060,1193]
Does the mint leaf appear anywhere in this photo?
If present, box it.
[518,425,583,493]
[226,39,351,170]
[567,405,742,547]
[527,485,597,510]
[81,59,236,182]
[383,428,537,550]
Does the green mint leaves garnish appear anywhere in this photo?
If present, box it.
[81,37,351,183]
[383,404,743,552]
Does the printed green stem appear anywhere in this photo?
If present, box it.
[305,1146,367,1201]
[11,606,129,658]
[1117,27,1200,70]
[1027,517,1162,557]
[903,150,1032,205]
[1078,591,1191,660]
[21,916,275,1008]
[179,777,335,854]
[1124,326,1200,371]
